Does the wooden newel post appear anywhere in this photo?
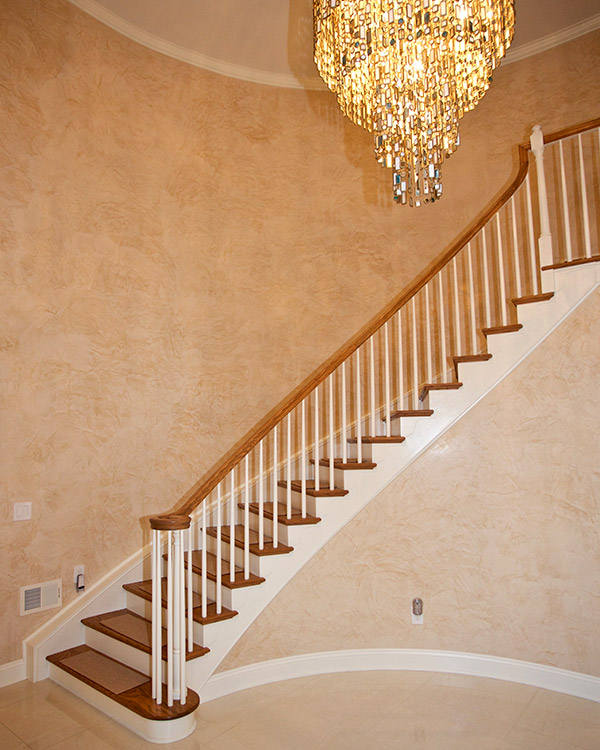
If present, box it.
[149,514,191,707]
[530,125,554,292]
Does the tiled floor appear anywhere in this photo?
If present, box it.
[0,671,599,749]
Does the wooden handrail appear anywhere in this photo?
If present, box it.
[174,118,599,517]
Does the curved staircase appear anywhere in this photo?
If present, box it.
[32,119,600,742]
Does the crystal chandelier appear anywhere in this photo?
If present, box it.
[314,1,515,206]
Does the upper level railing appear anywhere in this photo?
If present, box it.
[149,118,600,706]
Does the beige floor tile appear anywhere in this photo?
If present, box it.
[516,690,600,750]
[196,688,271,733]
[411,673,537,724]
[0,678,53,710]
[0,683,106,750]
[0,722,30,750]
[496,727,585,750]
[204,730,253,750]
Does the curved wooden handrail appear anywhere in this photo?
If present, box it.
[175,117,599,517]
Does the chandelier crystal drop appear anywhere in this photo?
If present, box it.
[314,1,515,206]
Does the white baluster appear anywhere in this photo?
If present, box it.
[482,228,492,328]
[397,309,404,412]
[452,257,461,357]
[369,337,376,436]
[244,455,250,580]
[286,413,292,519]
[411,296,419,406]
[467,242,478,353]
[216,484,222,614]
[176,529,186,704]
[258,441,264,550]
[530,125,554,291]
[301,399,307,518]
[229,470,235,584]
[578,133,592,259]
[424,285,432,384]
[438,271,447,382]
[151,528,161,703]
[355,348,363,462]
[201,504,207,616]
[272,425,278,548]
[525,175,540,295]
[384,322,391,435]
[558,139,573,262]
[187,524,193,651]
[510,196,522,299]
[341,362,348,464]
[167,530,173,706]
[313,385,320,492]
[496,213,508,326]
[329,374,335,487]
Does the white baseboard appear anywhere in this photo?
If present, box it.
[0,659,26,688]
[202,649,600,704]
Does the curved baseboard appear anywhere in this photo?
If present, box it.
[202,649,600,704]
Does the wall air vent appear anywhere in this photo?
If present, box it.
[20,579,62,615]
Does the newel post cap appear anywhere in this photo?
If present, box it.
[149,513,192,531]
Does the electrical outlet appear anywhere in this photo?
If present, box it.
[412,597,424,625]
[13,502,32,521]
[74,565,85,592]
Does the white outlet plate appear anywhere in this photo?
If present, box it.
[74,565,85,591]
[13,502,32,521]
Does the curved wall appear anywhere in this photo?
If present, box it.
[0,0,599,663]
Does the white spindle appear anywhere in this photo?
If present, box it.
[187,524,193,650]
[229,470,235,583]
[482,228,492,327]
[438,272,447,382]
[355,348,363,462]
[578,133,592,258]
[397,309,404,411]
[467,243,478,353]
[510,196,522,298]
[341,361,348,464]
[151,529,161,703]
[166,531,173,706]
[452,257,461,356]
[496,214,508,326]
[329,374,335,487]
[313,385,320,492]
[384,322,391,435]
[424,284,432,384]
[216,484,222,614]
[301,399,307,518]
[244,455,250,580]
[525,175,540,294]
[369,337,376,436]
[286,413,292,519]
[558,139,573,262]
[411,297,419,407]
[258,440,265,549]
[272,425,278,548]
[176,530,186,704]
[201,504,207,616]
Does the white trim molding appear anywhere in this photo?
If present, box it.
[0,659,26,688]
[203,649,600,704]
[66,1,600,90]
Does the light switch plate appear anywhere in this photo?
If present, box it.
[14,502,32,521]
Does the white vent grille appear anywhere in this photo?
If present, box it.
[20,579,62,615]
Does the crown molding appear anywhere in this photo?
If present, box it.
[67,1,600,90]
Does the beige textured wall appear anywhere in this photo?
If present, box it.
[0,0,599,664]
[220,287,600,677]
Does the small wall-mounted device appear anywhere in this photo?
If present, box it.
[74,565,85,592]
[412,597,424,625]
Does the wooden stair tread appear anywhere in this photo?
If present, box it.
[512,292,554,305]
[542,254,600,271]
[278,479,348,497]
[419,381,462,400]
[187,550,265,588]
[47,645,199,720]
[82,609,208,661]
[123,579,238,625]
[347,436,406,444]
[388,409,434,420]
[240,501,321,525]
[206,525,293,555]
[453,354,493,364]
[313,458,377,469]
[482,324,523,336]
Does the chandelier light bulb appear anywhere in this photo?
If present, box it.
[313,0,515,206]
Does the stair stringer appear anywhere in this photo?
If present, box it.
[186,261,600,698]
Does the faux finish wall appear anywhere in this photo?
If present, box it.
[220,287,600,677]
[1,0,599,664]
